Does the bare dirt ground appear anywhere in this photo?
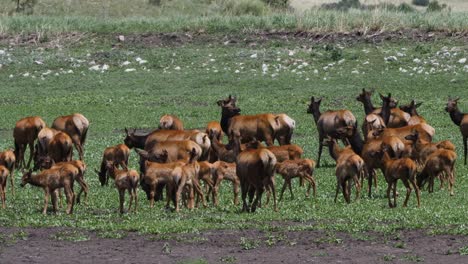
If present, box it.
[1,227,468,263]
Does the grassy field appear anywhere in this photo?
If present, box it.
[0,33,467,236]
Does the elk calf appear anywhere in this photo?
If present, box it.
[275,159,316,201]
[211,161,240,206]
[417,149,457,196]
[105,161,139,214]
[0,150,15,195]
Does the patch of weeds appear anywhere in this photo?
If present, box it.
[176,236,208,243]
[177,258,208,264]
[12,230,28,241]
[394,241,406,249]
[288,240,297,246]
[51,230,90,242]
[314,231,343,244]
[219,256,237,263]
[325,44,343,61]
[311,251,329,257]
[264,233,286,246]
[97,231,127,239]
[162,242,172,254]
[459,246,468,255]
[401,254,424,262]
[383,254,396,261]
[240,237,259,250]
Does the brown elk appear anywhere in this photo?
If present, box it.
[0,150,15,196]
[275,159,316,201]
[0,166,9,209]
[52,113,89,160]
[124,128,152,149]
[356,88,410,128]
[20,165,76,215]
[97,144,130,186]
[216,95,280,146]
[48,132,73,163]
[211,161,239,206]
[417,149,457,196]
[206,121,223,162]
[274,114,296,145]
[138,140,202,163]
[53,160,88,205]
[399,100,426,125]
[197,161,215,202]
[36,127,59,158]
[244,140,303,162]
[405,131,455,166]
[380,145,420,208]
[144,130,210,160]
[307,96,360,167]
[236,146,277,213]
[159,114,184,130]
[13,116,46,169]
[445,97,468,165]
[105,161,139,214]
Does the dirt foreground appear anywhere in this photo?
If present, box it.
[1,227,468,263]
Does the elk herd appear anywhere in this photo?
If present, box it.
[0,92,466,215]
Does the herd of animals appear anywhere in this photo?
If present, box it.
[0,90,467,215]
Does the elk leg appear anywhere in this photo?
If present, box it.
[279,179,287,202]
[269,179,277,212]
[410,179,420,207]
[393,181,397,208]
[386,182,393,208]
[354,175,361,201]
[0,185,5,209]
[126,188,133,213]
[287,178,294,200]
[43,189,50,215]
[64,186,74,214]
[248,185,256,209]
[194,180,206,208]
[251,187,264,213]
[9,169,14,197]
[175,178,187,212]
[316,140,323,168]
[342,181,349,204]
[240,181,249,212]
[134,187,138,213]
[76,178,89,205]
[464,136,467,165]
[233,180,239,205]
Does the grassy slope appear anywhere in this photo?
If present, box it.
[0,35,467,235]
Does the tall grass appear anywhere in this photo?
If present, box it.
[0,9,467,35]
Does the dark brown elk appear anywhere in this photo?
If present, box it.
[216,95,280,146]
[417,149,457,196]
[275,159,316,201]
[52,113,89,160]
[0,166,9,209]
[159,114,184,130]
[0,150,15,196]
[356,88,410,128]
[124,128,152,149]
[380,145,420,208]
[236,146,277,212]
[105,161,139,214]
[445,97,468,165]
[307,96,361,167]
[97,144,130,186]
[13,116,46,169]
[20,165,76,215]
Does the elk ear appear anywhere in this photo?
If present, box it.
[310,96,315,102]
[274,116,280,127]
[387,93,391,98]
[202,135,208,143]
[379,93,384,100]
[124,128,129,135]
[454,97,460,102]
[415,101,422,108]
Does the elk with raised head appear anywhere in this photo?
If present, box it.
[445,97,468,165]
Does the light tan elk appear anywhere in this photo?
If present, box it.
[445,97,468,165]
[52,113,89,160]
[159,114,184,130]
[14,116,46,169]
[0,150,15,195]
[275,159,316,201]
[105,161,139,214]
[211,161,240,206]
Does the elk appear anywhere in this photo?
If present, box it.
[0,166,9,209]
[52,113,89,160]
[208,136,238,163]
[48,132,73,163]
[97,144,130,186]
[355,88,410,128]
[405,131,455,166]
[36,127,59,158]
[307,96,360,167]
[159,114,184,130]
[206,121,223,162]
[138,140,202,163]
[105,161,139,214]
[53,160,88,205]
[445,97,468,165]
[0,150,15,196]
[13,116,46,169]
[399,100,426,125]
[236,146,277,213]
[20,165,76,215]
[417,149,457,196]
[124,128,152,149]
[380,145,420,208]
[144,129,200,150]
[274,114,296,145]
[172,148,206,211]
[244,140,303,162]
[216,95,280,146]
[197,161,215,202]
[275,159,316,201]
[211,161,239,206]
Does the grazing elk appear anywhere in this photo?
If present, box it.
[36,127,59,158]
[159,114,184,130]
[97,144,130,186]
[20,165,76,215]
[236,146,277,213]
[0,150,15,196]
[445,97,468,165]
[417,149,457,196]
[275,159,316,201]
[307,96,360,167]
[52,113,89,160]
[105,161,139,214]
[356,88,410,128]
[13,116,46,169]
[0,166,9,209]
[380,145,420,208]
[216,95,282,146]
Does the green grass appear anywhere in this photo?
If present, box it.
[0,34,467,236]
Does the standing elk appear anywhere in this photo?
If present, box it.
[445,97,468,165]
[124,128,152,149]
[417,149,457,196]
[13,116,46,169]
[275,159,316,201]
[211,161,240,206]
[0,150,16,196]
[97,144,130,186]
[52,113,89,160]
[105,161,139,214]
[159,114,184,130]
[307,96,360,167]
[0,165,9,209]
